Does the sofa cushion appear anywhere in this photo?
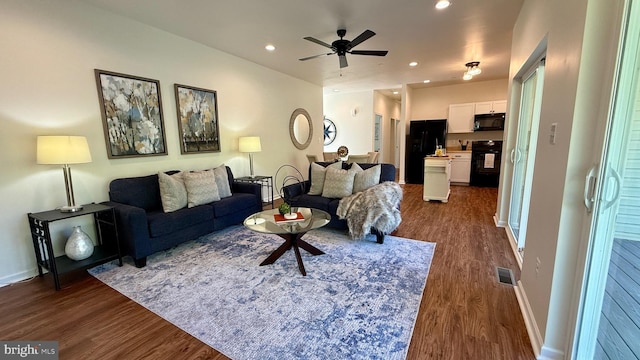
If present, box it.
[322,166,357,198]
[308,161,342,195]
[109,174,163,211]
[290,194,332,212]
[158,172,188,212]
[211,193,257,217]
[352,163,381,193]
[213,164,232,198]
[146,205,213,238]
[183,170,220,207]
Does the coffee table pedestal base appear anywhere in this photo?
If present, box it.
[260,232,324,276]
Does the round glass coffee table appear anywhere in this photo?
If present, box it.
[243,207,330,276]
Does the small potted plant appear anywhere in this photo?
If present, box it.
[279,202,297,219]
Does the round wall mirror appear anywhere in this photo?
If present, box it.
[289,108,313,150]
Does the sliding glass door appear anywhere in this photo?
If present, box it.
[508,59,545,257]
[574,0,640,357]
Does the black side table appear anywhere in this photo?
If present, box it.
[27,203,122,290]
[235,175,274,209]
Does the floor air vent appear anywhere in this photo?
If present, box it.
[496,267,515,286]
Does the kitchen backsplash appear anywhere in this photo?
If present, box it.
[446,130,504,150]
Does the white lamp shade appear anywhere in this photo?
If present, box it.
[238,136,262,153]
[37,136,92,165]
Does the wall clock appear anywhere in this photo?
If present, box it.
[323,117,337,145]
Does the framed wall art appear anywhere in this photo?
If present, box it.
[174,84,221,154]
[94,69,167,158]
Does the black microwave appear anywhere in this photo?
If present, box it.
[474,113,505,131]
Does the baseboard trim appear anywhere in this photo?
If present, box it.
[0,268,40,288]
[539,346,565,360]
[493,214,507,227]
[504,227,523,270]
[514,280,544,358]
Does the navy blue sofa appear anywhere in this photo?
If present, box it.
[283,161,397,243]
[103,166,261,267]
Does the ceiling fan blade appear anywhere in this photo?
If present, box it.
[303,36,333,49]
[339,55,348,68]
[350,50,388,56]
[349,29,376,48]
[299,53,333,61]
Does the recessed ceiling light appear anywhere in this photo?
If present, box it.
[265,44,276,51]
[435,0,451,9]
[393,91,399,95]
[423,80,431,83]
[409,61,418,67]
[333,89,340,92]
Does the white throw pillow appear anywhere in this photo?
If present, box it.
[212,164,232,198]
[308,161,342,195]
[352,163,381,193]
[322,166,358,198]
[158,172,188,212]
[183,170,220,207]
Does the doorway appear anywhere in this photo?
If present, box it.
[374,114,382,155]
[391,118,401,168]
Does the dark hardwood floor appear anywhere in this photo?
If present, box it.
[0,184,534,360]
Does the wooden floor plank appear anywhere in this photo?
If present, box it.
[598,310,638,360]
[597,238,640,360]
[0,183,534,359]
[600,291,640,356]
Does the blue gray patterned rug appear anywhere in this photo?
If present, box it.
[89,226,435,360]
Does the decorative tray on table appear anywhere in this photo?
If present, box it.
[274,212,305,223]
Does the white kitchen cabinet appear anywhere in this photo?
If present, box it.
[449,151,471,184]
[448,103,475,133]
[423,157,451,202]
[474,100,507,114]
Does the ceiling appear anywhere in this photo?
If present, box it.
[80,0,523,97]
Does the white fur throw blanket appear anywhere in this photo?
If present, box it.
[337,181,403,239]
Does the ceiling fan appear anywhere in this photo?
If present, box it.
[299,29,388,69]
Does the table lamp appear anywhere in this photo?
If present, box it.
[37,136,92,212]
[239,136,261,177]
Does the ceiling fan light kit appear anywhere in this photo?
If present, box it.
[300,29,389,69]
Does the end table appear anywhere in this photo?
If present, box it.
[235,175,274,209]
[27,203,122,290]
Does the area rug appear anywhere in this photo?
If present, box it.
[89,226,435,360]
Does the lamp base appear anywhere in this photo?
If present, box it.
[60,204,83,213]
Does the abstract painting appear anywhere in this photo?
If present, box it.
[174,84,220,154]
[94,69,167,158]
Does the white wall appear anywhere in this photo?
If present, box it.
[501,0,626,357]
[323,91,375,155]
[373,92,401,164]
[0,1,323,284]
[409,79,508,148]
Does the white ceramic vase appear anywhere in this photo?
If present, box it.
[65,226,94,261]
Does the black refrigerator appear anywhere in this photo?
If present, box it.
[405,119,447,184]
